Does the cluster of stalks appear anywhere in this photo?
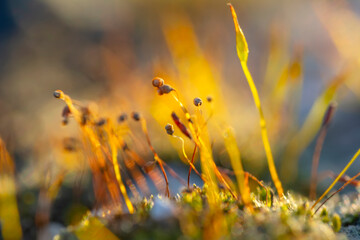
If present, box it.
[53,90,191,213]
[52,67,269,219]
[50,4,286,217]
[50,4,360,223]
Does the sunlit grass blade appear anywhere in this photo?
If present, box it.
[228,3,284,197]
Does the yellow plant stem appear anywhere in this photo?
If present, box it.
[227,5,284,198]
[314,171,360,215]
[171,91,236,199]
[0,176,22,240]
[55,90,123,206]
[171,92,219,199]
[241,62,284,198]
[107,122,134,214]
[172,135,205,183]
[311,148,360,211]
[198,136,237,199]
[0,139,22,240]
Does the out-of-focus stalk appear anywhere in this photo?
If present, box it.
[0,138,22,240]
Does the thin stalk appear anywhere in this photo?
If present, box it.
[124,148,167,193]
[107,122,134,213]
[161,161,188,186]
[309,127,328,200]
[172,135,205,185]
[170,92,219,200]
[54,90,122,206]
[311,148,360,210]
[140,118,170,197]
[241,62,284,198]
[188,145,198,188]
[310,102,336,200]
[314,171,360,215]
[171,90,236,202]
[227,5,284,197]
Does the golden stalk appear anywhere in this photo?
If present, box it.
[228,4,284,197]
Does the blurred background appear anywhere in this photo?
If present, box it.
[0,0,360,237]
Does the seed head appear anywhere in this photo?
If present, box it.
[165,123,174,135]
[193,97,202,107]
[206,96,213,103]
[152,77,164,88]
[96,118,106,126]
[131,112,141,121]
[53,90,63,99]
[118,113,128,122]
[157,84,174,95]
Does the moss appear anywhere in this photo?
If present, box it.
[332,214,341,232]
[54,186,351,240]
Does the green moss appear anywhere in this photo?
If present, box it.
[54,185,351,240]
[332,214,341,232]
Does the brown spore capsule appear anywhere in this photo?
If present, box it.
[53,90,63,98]
[158,84,174,95]
[152,77,164,88]
[193,97,203,107]
[118,113,128,122]
[165,123,174,135]
[131,112,141,121]
[95,118,106,126]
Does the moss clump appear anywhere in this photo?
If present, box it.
[54,185,349,240]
